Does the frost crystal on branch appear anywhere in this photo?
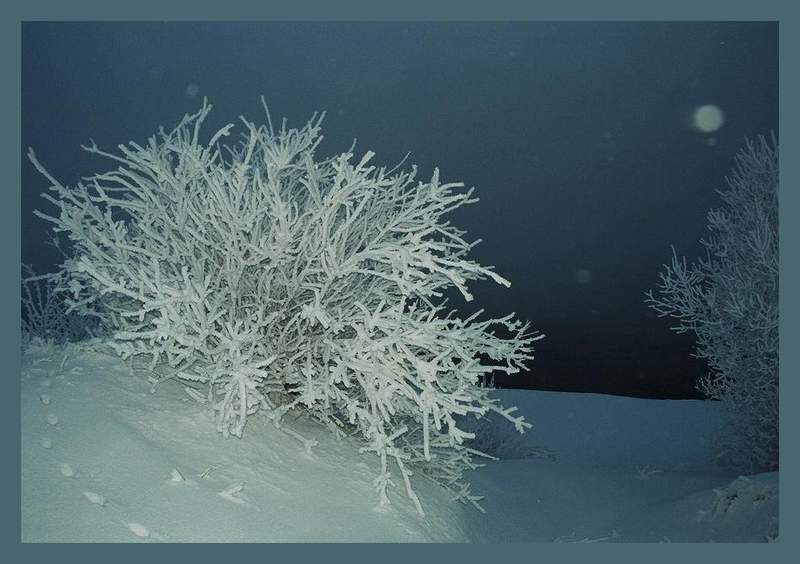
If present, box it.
[28,98,543,515]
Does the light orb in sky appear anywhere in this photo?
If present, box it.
[185,83,200,98]
[575,268,593,285]
[691,104,725,133]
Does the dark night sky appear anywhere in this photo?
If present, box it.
[21,22,778,399]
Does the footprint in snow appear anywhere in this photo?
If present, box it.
[40,393,51,405]
[60,463,75,478]
[83,491,106,506]
[47,413,59,425]
[218,482,259,510]
[166,468,197,486]
[127,522,165,541]
[218,482,247,504]
[128,522,149,537]
[40,437,52,449]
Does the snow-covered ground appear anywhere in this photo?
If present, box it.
[461,389,778,542]
[20,342,778,542]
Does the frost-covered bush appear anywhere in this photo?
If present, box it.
[646,135,778,472]
[28,99,543,515]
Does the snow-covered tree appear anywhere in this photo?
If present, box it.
[28,98,543,515]
[646,135,778,472]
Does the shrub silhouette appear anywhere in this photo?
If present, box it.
[646,135,778,472]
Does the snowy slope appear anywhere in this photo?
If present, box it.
[21,342,470,542]
[20,343,778,542]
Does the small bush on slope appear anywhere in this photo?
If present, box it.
[646,135,778,473]
[28,99,543,515]
[21,263,105,349]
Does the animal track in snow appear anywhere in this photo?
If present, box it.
[60,463,75,478]
[39,393,51,405]
[83,491,106,506]
[166,468,196,486]
[218,482,258,509]
[40,437,52,449]
[47,414,59,425]
[218,482,247,504]
[126,522,165,541]
[127,522,149,538]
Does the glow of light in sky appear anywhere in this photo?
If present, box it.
[691,104,725,133]
[185,83,200,98]
[575,268,593,284]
